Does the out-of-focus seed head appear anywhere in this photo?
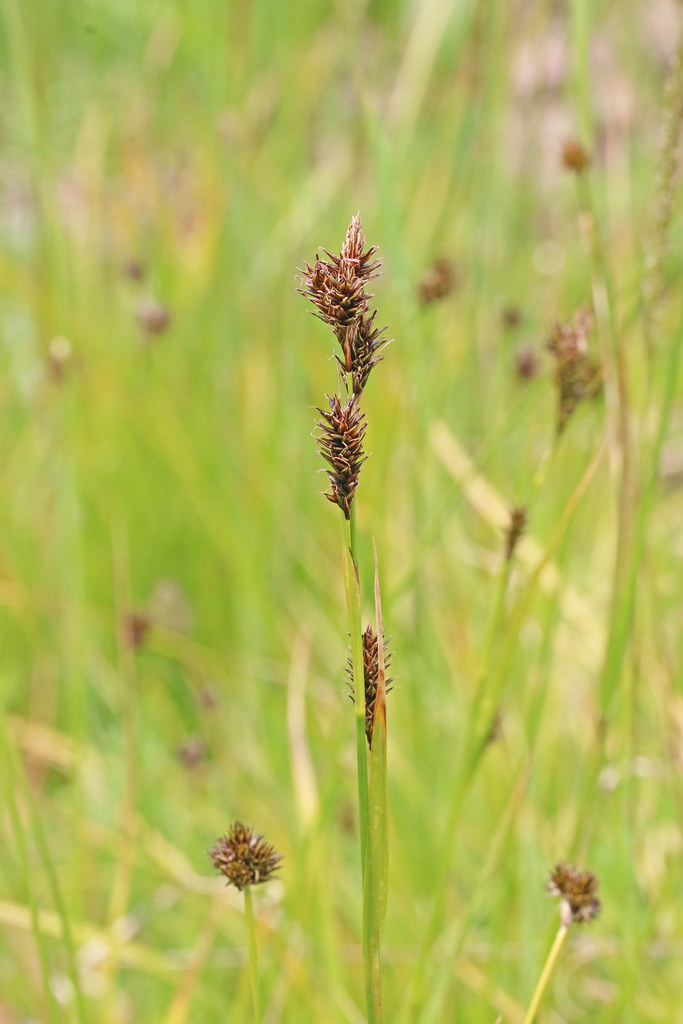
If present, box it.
[177,736,207,769]
[315,394,367,518]
[417,258,459,305]
[210,821,282,891]
[123,611,151,650]
[48,336,73,382]
[346,624,393,747]
[502,306,523,330]
[548,863,601,926]
[122,259,146,282]
[505,506,528,561]
[137,297,171,335]
[515,345,541,381]
[483,709,503,748]
[547,308,600,432]
[562,138,591,174]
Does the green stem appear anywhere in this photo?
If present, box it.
[521,924,568,1024]
[341,513,368,873]
[244,886,261,1024]
[362,549,389,1024]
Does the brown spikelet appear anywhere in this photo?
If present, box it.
[315,394,367,518]
[341,213,369,265]
[299,215,389,393]
[209,822,282,891]
[346,625,393,747]
[548,863,601,926]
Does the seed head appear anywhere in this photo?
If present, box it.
[548,863,601,926]
[561,138,590,174]
[137,297,171,335]
[315,394,367,518]
[505,506,528,561]
[299,215,389,393]
[502,306,523,330]
[346,624,393,747]
[210,822,282,891]
[123,611,151,649]
[515,345,540,381]
[417,257,459,305]
[547,308,600,433]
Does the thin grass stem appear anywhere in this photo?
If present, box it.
[521,924,568,1024]
[341,513,369,873]
[244,886,261,1024]
[361,546,389,1024]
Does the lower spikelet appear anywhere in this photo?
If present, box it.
[346,625,393,747]
[315,394,367,518]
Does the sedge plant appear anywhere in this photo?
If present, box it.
[299,215,392,1023]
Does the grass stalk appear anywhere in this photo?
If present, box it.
[209,824,281,1023]
[361,546,389,1024]
[520,924,568,1024]
[244,886,261,1024]
[342,513,369,873]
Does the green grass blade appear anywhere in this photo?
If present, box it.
[342,513,369,874]
[362,543,388,1024]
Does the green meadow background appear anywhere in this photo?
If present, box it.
[2,1,683,1021]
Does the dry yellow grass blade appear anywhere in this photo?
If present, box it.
[0,899,175,973]
[7,715,78,773]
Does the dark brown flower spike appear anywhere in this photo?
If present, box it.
[548,863,601,926]
[547,308,601,433]
[299,214,389,394]
[210,822,282,891]
[315,393,367,518]
[346,624,393,747]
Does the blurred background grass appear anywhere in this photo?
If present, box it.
[2,0,683,1021]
